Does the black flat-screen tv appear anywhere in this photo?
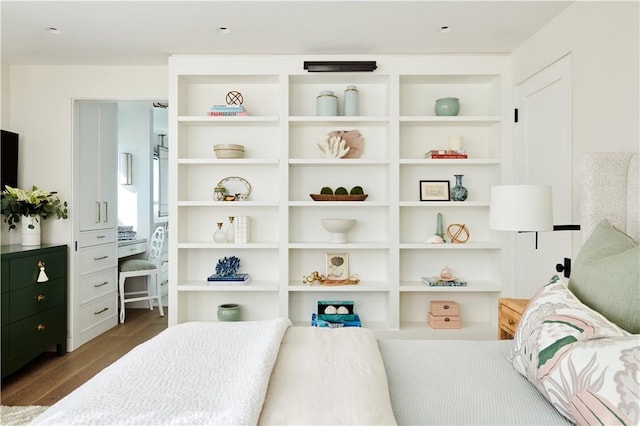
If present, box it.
[1,130,19,192]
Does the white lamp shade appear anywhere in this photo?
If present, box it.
[490,185,553,231]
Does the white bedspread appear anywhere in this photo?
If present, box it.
[31,318,291,425]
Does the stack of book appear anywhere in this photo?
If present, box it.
[425,150,468,159]
[207,273,250,284]
[421,276,468,287]
[234,216,250,243]
[207,105,248,116]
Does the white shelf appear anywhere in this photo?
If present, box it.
[288,282,390,292]
[399,116,501,125]
[177,242,279,249]
[178,158,279,165]
[399,158,501,165]
[178,115,279,124]
[289,242,389,249]
[399,242,500,250]
[289,159,390,165]
[399,201,489,207]
[178,281,280,292]
[399,281,502,292]
[177,201,279,207]
[290,201,389,207]
[288,116,389,123]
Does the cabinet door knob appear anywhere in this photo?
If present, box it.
[36,324,46,331]
[36,294,46,302]
[36,261,49,282]
[508,319,516,325]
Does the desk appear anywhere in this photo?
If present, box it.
[117,239,147,259]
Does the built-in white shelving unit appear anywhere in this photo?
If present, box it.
[168,55,512,338]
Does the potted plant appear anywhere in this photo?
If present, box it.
[1,185,68,245]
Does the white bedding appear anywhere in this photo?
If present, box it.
[31,319,290,425]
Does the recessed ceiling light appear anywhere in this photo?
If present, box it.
[440,26,451,34]
[217,27,231,35]
[46,27,62,35]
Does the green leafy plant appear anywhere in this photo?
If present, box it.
[1,185,69,230]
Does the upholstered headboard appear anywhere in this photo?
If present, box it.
[581,152,639,242]
[570,151,639,334]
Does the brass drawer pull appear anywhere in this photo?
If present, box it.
[508,319,516,325]
[94,307,109,315]
[96,235,106,239]
[36,294,46,302]
[94,255,109,261]
[36,324,46,331]
[36,261,49,283]
[94,281,109,288]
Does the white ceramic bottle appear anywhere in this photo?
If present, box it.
[316,90,338,116]
[343,85,359,116]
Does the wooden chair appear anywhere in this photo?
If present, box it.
[118,226,166,323]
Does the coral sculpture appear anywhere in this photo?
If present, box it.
[317,136,350,159]
[215,256,240,277]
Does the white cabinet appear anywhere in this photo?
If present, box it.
[77,101,118,232]
[70,101,119,350]
[169,55,511,338]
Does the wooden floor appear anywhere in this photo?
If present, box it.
[1,308,168,406]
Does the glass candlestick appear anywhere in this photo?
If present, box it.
[227,216,235,243]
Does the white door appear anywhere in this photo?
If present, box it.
[514,55,573,298]
[77,101,118,231]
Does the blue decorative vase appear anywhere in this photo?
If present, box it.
[450,175,468,201]
[217,303,241,321]
[434,97,460,116]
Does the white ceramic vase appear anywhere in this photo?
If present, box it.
[21,215,41,246]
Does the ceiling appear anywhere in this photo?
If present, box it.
[1,1,574,66]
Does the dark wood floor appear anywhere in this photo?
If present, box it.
[1,308,168,406]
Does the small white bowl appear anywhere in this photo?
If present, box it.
[321,218,356,244]
[214,144,245,159]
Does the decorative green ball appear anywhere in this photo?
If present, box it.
[334,187,348,195]
[320,186,333,195]
[350,186,364,195]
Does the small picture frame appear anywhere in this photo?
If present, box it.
[420,180,451,201]
[326,253,349,280]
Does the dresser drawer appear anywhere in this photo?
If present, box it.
[80,293,117,331]
[80,269,117,304]
[79,244,117,276]
[9,278,66,323]
[8,249,66,292]
[78,229,117,248]
[8,305,66,358]
[499,303,522,335]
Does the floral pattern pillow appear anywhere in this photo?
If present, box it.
[509,276,629,392]
[508,275,636,424]
[541,336,640,425]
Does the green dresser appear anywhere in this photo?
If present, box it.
[1,244,67,379]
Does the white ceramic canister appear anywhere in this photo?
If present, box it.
[343,85,359,116]
[316,90,338,116]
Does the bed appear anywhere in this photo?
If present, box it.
[31,152,639,425]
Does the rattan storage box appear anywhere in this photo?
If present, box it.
[428,301,461,329]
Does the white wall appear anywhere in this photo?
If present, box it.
[511,1,639,251]
[3,66,167,245]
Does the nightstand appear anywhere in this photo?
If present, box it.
[498,298,529,340]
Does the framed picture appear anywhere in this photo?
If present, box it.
[326,253,349,280]
[420,180,451,201]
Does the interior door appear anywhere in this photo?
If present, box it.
[77,101,118,232]
[514,55,573,298]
